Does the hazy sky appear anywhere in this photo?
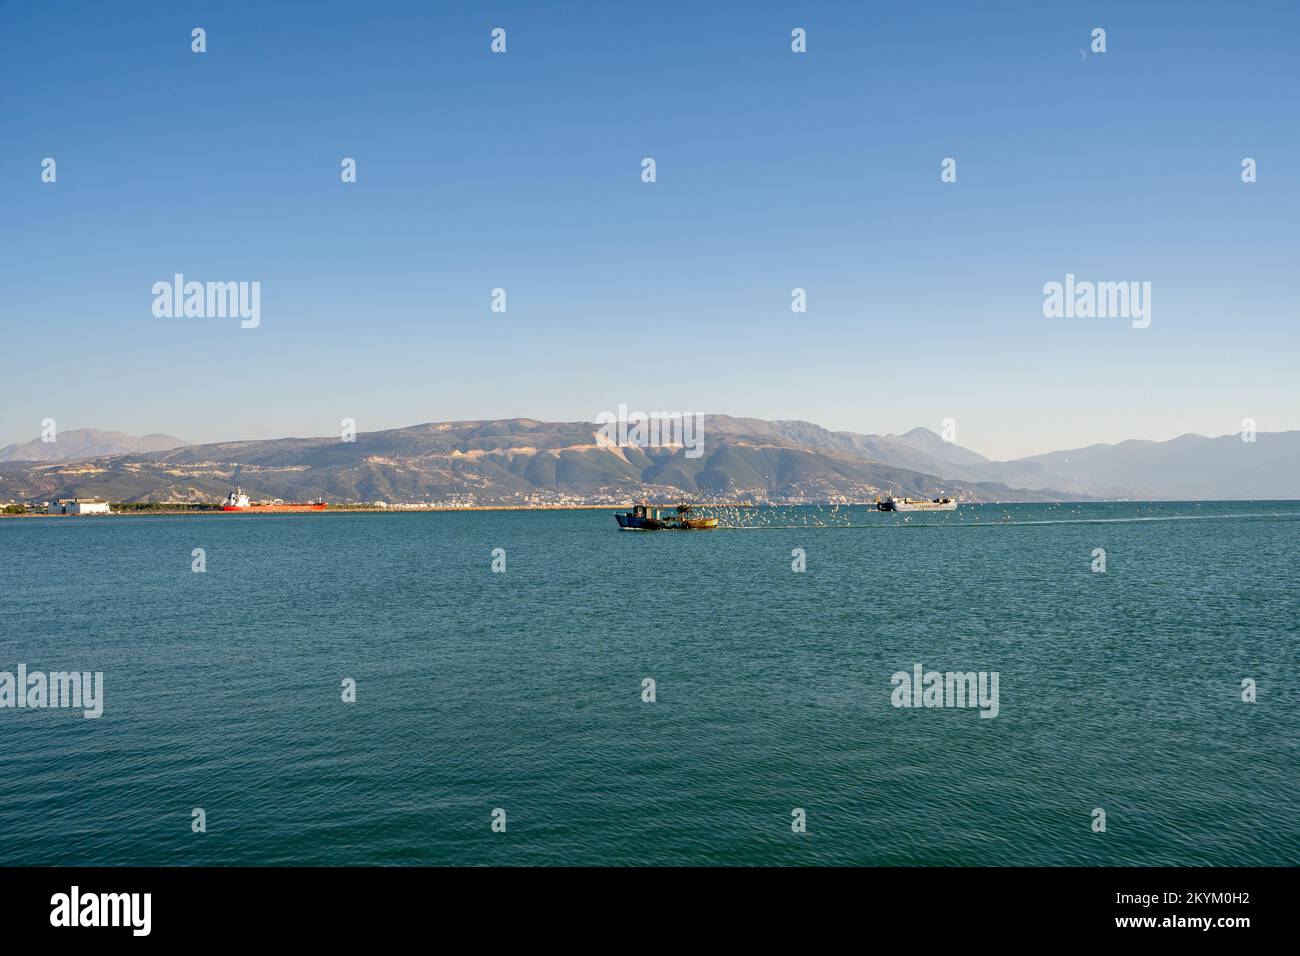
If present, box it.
[2,1,1297,460]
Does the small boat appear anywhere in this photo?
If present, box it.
[876,494,956,512]
[616,503,719,530]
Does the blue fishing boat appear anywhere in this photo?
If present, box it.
[616,503,719,530]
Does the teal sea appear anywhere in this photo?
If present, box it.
[1,502,1296,866]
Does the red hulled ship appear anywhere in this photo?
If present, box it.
[220,488,327,513]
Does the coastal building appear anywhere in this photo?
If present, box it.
[46,498,111,515]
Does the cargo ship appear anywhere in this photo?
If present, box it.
[616,503,718,530]
[875,494,957,512]
[221,488,328,513]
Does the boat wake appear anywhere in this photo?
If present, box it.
[709,509,1296,531]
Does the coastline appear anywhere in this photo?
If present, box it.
[4,499,1296,519]
[0,502,761,518]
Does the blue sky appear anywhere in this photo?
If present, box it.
[2,0,1296,459]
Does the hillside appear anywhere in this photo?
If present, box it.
[0,417,1072,506]
[4,416,1291,506]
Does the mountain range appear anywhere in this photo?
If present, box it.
[0,428,188,462]
[767,421,1299,500]
[0,418,1294,505]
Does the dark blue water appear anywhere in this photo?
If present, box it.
[1,502,1296,865]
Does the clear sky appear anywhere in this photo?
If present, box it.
[2,1,1296,460]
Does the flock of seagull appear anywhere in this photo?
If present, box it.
[694,503,1019,530]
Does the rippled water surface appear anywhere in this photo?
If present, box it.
[1,502,1296,865]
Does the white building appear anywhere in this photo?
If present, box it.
[47,498,111,515]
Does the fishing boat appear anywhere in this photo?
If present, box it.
[616,503,719,530]
[875,494,956,512]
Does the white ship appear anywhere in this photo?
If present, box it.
[876,495,957,512]
[223,489,251,509]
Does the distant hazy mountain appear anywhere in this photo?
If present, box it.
[0,417,1070,506]
[0,428,189,462]
[753,421,991,477]
[758,421,1299,500]
[992,432,1300,499]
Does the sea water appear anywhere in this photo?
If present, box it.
[0,502,1296,865]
